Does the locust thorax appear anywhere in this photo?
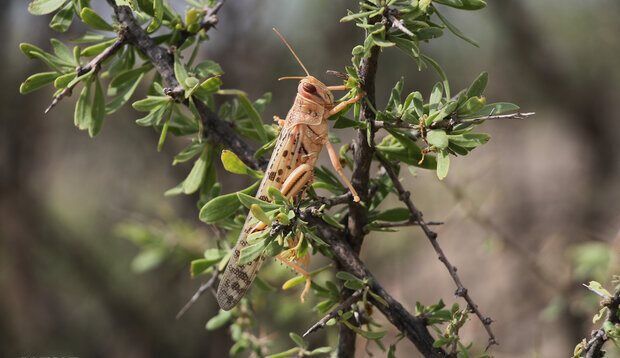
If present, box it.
[298,76,334,107]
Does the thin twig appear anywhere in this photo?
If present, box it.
[368,220,443,230]
[176,271,220,320]
[376,152,498,349]
[45,33,126,114]
[303,289,363,337]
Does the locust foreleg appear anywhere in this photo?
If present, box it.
[326,141,360,202]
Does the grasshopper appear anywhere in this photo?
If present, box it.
[216,29,362,311]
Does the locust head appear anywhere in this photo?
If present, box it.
[298,76,334,107]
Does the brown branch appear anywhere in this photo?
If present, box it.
[112,5,265,170]
[300,210,446,357]
[45,34,126,114]
[339,41,380,357]
[375,152,498,349]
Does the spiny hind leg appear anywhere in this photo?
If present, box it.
[278,164,315,301]
[280,163,314,199]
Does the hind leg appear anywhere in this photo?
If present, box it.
[276,164,315,301]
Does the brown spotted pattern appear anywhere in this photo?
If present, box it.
[216,84,332,311]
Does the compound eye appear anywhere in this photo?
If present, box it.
[302,83,317,94]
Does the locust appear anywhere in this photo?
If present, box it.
[216,29,363,311]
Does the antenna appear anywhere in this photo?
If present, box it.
[278,76,305,81]
[272,28,310,76]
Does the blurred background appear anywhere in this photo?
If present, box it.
[1,0,619,357]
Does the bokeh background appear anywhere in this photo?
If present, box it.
[1,0,619,357]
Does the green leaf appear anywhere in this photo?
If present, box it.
[116,0,138,9]
[199,181,259,223]
[585,281,612,298]
[110,66,152,92]
[54,72,76,89]
[106,72,146,114]
[218,89,268,143]
[135,103,168,126]
[49,2,74,32]
[466,71,488,98]
[221,150,262,178]
[289,333,307,349]
[80,8,114,31]
[199,193,240,223]
[426,130,449,149]
[434,7,479,47]
[206,310,232,330]
[266,348,301,358]
[237,192,279,211]
[147,0,164,33]
[173,141,206,165]
[429,83,443,112]
[50,39,73,65]
[321,212,345,230]
[20,43,46,60]
[74,80,93,130]
[174,53,189,89]
[182,148,208,194]
[434,0,464,8]
[28,0,67,15]
[436,149,450,180]
[357,329,386,340]
[457,96,486,115]
[336,271,364,288]
[199,77,222,93]
[333,116,360,129]
[81,38,116,57]
[190,258,213,276]
[419,0,432,12]
[462,102,520,119]
[340,9,378,22]
[282,275,306,290]
[238,240,267,265]
[373,208,411,222]
[308,347,332,356]
[89,77,106,137]
[132,96,170,112]
[250,204,271,225]
[19,72,58,94]
[196,60,223,76]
